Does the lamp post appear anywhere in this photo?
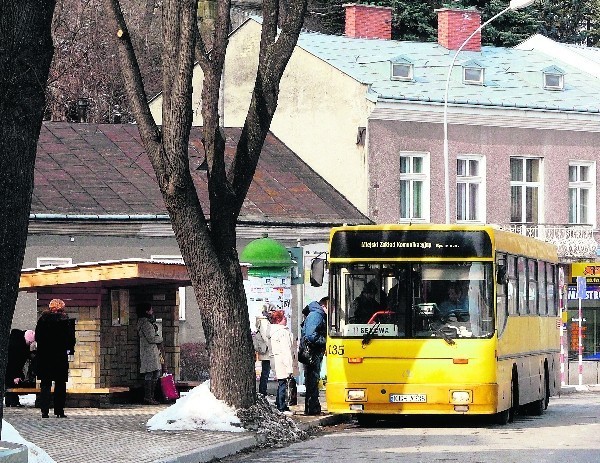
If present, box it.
[442,0,536,224]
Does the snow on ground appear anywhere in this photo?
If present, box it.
[146,380,245,432]
[2,382,247,463]
[1,420,56,463]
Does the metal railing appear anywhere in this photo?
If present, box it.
[499,223,599,261]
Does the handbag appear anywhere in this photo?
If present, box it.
[298,336,315,365]
[159,373,180,402]
[286,375,298,406]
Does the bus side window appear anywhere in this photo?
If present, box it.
[547,264,557,316]
[538,261,547,315]
[528,259,538,315]
[496,253,509,336]
[507,255,518,316]
[517,257,527,315]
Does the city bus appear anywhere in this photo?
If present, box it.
[324,224,561,425]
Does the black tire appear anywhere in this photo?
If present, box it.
[526,364,548,416]
[493,408,510,425]
[508,368,519,423]
[543,363,550,410]
[356,414,378,427]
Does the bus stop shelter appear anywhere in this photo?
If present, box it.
[18,259,191,406]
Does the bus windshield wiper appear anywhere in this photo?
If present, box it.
[434,325,456,345]
[362,322,381,347]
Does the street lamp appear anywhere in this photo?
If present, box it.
[442,0,536,224]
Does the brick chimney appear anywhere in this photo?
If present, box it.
[436,8,482,52]
[344,3,392,40]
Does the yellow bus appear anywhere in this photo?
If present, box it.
[324,224,561,425]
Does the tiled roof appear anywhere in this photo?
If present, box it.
[291,25,600,112]
[33,123,370,225]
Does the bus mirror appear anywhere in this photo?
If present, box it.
[310,258,326,287]
[496,264,508,285]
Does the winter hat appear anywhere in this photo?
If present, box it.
[24,330,35,344]
[49,298,66,312]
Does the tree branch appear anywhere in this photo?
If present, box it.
[102,0,161,151]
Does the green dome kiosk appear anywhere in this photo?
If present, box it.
[241,234,294,324]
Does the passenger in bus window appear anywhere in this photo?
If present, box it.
[386,281,408,330]
[438,284,469,320]
[351,280,381,323]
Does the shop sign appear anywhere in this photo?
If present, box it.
[567,285,600,300]
[570,262,600,284]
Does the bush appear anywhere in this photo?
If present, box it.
[180,342,210,381]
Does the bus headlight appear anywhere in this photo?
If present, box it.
[347,389,366,401]
[451,390,471,404]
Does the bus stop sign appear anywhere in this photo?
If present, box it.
[577,276,587,299]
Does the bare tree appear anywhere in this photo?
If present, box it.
[46,0,162,123]
[0,0,56,434]
[102,0,307,408]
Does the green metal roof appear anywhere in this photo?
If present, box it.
[240,236,294,268]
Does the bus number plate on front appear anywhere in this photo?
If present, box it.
[390,394,426,403]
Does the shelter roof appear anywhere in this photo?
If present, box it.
[19,259,193,291]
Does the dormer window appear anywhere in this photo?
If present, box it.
[390,56,413,81]
[462,60,484,85]
[543,65,565,91]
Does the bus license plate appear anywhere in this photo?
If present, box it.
[390,394,426,403]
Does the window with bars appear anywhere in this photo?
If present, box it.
[569,162,595,225]
[456,156,484,222]
[510,157,541,224]
[399,152,429,222]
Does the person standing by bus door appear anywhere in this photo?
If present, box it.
[302,297,328,416]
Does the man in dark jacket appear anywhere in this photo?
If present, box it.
[301,297,328,415]
[35,298,76,418]
[5,329,35,407]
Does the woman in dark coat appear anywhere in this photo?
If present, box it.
[5,329,35,407]
[35,298,76,418]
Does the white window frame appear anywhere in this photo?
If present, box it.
[463,67,484,85]
[510,157,543,224]
[456,154,486,223]
[37,257,73,267]
[391,62,413,81]
[543,72,564,90]
[150,255,186,320]
[399,151,430,223]
[569,161,596,227]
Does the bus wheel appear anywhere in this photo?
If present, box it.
[543,363,550,410]
[508,368,519,423]
[356,414,378,427]
[526,367,548,416]
[493,408,510,425]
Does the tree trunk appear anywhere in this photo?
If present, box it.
[103,0,307,410]
[0,0,56,433]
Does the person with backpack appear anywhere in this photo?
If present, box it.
[301,296,328,415]
[253,304,274,395]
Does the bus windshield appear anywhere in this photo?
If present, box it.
[330,262,494,340]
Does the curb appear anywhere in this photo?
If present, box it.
[160,413,347,463]
[560,384,600,394]
[158,435,258,463]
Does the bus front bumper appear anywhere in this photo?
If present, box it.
[326,382,499,415]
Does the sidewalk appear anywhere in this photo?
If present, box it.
[2,391,343,463]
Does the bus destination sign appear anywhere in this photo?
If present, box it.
[330,229,492,259]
